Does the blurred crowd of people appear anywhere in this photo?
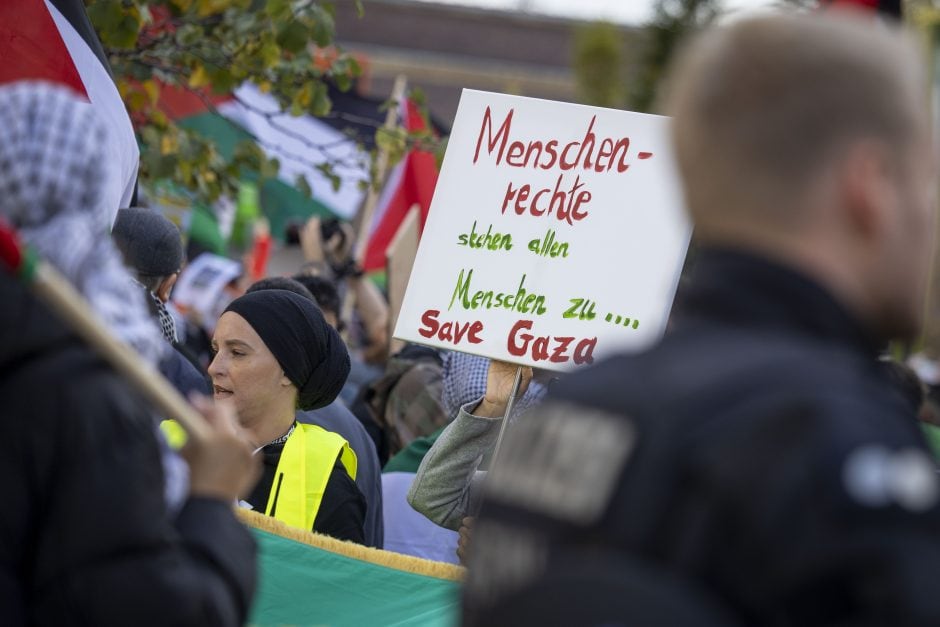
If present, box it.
[5,4,940,627]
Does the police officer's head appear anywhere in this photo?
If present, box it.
[667,10,935,342]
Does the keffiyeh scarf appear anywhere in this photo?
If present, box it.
[0,82,165,365]
[151,290,179,343]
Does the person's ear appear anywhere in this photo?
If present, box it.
[157,273,179,303]
[280,372,292,387]
[841,140,896,241]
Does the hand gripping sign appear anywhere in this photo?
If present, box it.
[394,90,691,371]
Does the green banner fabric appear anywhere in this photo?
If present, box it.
[248,527,461,626]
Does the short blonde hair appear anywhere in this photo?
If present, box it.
[666,11,926,230]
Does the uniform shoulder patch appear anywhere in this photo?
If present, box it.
[484,401,636,525]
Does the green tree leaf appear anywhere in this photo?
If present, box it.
[309,82,331,117]
[277,21,310,54]
[259,156,280,180]
[295,174,313,198]
[176,23,204,47]
[86,0,123,35]
[316,162,341,192]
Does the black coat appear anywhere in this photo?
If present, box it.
[465,250,940,626]
[0,274,256,625]
[299,402,383,548]
[244,434,367,545]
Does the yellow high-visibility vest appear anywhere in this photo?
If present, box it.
[159,420,357,530]
[266,422,357,531]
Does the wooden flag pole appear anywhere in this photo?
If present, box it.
[351,74,409,263]
[340,74,409,342]
[385,203,421,356]
[490,365,524,465]
[0,223,212,442]
[31,263,213,441]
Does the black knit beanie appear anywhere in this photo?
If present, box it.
[112,208,184,276]
[224,289,350,410]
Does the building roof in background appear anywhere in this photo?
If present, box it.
[333,0,640,124]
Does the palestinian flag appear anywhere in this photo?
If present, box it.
[159,82,372,242]
[0,0,139,223]
[362,98,440,272]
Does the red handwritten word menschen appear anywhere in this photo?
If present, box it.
[472,107,650,174]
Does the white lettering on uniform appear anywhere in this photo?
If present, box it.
[842,445,938,512]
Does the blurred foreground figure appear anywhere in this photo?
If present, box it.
[465,12,940,626]
[0,82,258,625]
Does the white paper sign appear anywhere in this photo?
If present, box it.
[172,253,243,331]
[393,90,691,370]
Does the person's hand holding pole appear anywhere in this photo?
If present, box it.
[473,360,532,418]
[478,360,533,464]
[323,221,355,269]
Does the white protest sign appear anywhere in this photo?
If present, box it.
[172,252,243,331]
[393,89,691,370]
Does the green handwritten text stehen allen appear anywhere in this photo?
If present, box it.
[457,221,570,258]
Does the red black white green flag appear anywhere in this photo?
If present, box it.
[0,0,139,222]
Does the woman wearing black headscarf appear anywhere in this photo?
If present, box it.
[209,289,365,543]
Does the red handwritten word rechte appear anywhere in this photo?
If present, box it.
[501,173,590,224]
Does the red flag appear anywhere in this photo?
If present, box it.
[0,0,139,220]
[0,0,86,96]
[362,100,439,272]
[248,227,272,282]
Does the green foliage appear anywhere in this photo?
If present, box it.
[573,22,626,108]
[433,136,448,170]
[86,0,373,205]
[315,162,342,192]
[367,87,440,187]
[86,1,144,49]
[374,126,409,170]
[627,0,720,113]
[570,2,718,114]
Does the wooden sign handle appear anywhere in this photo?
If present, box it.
[33,262,213,442]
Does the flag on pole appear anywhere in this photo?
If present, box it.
[0,0,139,223]
[362,99,440,272]
[157,82,371,238]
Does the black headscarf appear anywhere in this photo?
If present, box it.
[224,289,350,410]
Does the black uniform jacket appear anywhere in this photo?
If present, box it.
[466,249,940,627]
